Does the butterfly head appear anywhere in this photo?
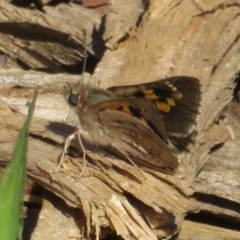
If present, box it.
[64,82,113,109]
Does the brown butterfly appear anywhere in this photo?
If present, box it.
[55,76,201,175]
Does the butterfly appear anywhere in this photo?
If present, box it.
[54,76,201,176]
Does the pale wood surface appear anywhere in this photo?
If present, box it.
[0,0,240,239]
[180,220,240,240]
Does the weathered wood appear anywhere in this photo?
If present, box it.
[0,85,196,239]
[0,1,101,70]
[193,102,240,221]
[0,0,240,239]
[180,220,240,240]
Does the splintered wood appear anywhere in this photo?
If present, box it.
[0,0,240,239]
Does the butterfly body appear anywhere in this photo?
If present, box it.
[64,76,201,173]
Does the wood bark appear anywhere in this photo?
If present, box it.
[0,0,240,239]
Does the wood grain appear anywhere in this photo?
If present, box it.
[0,0,240,239]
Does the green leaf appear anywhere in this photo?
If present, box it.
[0,88,38,240]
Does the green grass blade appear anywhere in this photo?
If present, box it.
[0,88,38,240]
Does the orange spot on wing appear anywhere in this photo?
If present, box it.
[121,104,132,115]
[103,102,121,110]
[146,93,158,100]
[166,98,175,106]
[99,102,133,115]
[156,101,171,112]
[143,90,158,100]
[143,89,154,94]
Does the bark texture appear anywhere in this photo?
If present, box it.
[0,0,240,239]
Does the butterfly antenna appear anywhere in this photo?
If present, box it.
[7,85,66,97]
[82,29,88,78]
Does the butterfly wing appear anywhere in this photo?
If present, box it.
[108,76,201,149]
[96,109,179,171]
[77,77,200,171]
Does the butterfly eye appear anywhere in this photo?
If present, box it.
[68,93,79,106]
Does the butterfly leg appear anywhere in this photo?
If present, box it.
[125,155,147,179]
[75,130,88,180]
[110,144,147,179]
[53,129,89,179]
[54,132,77,173]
